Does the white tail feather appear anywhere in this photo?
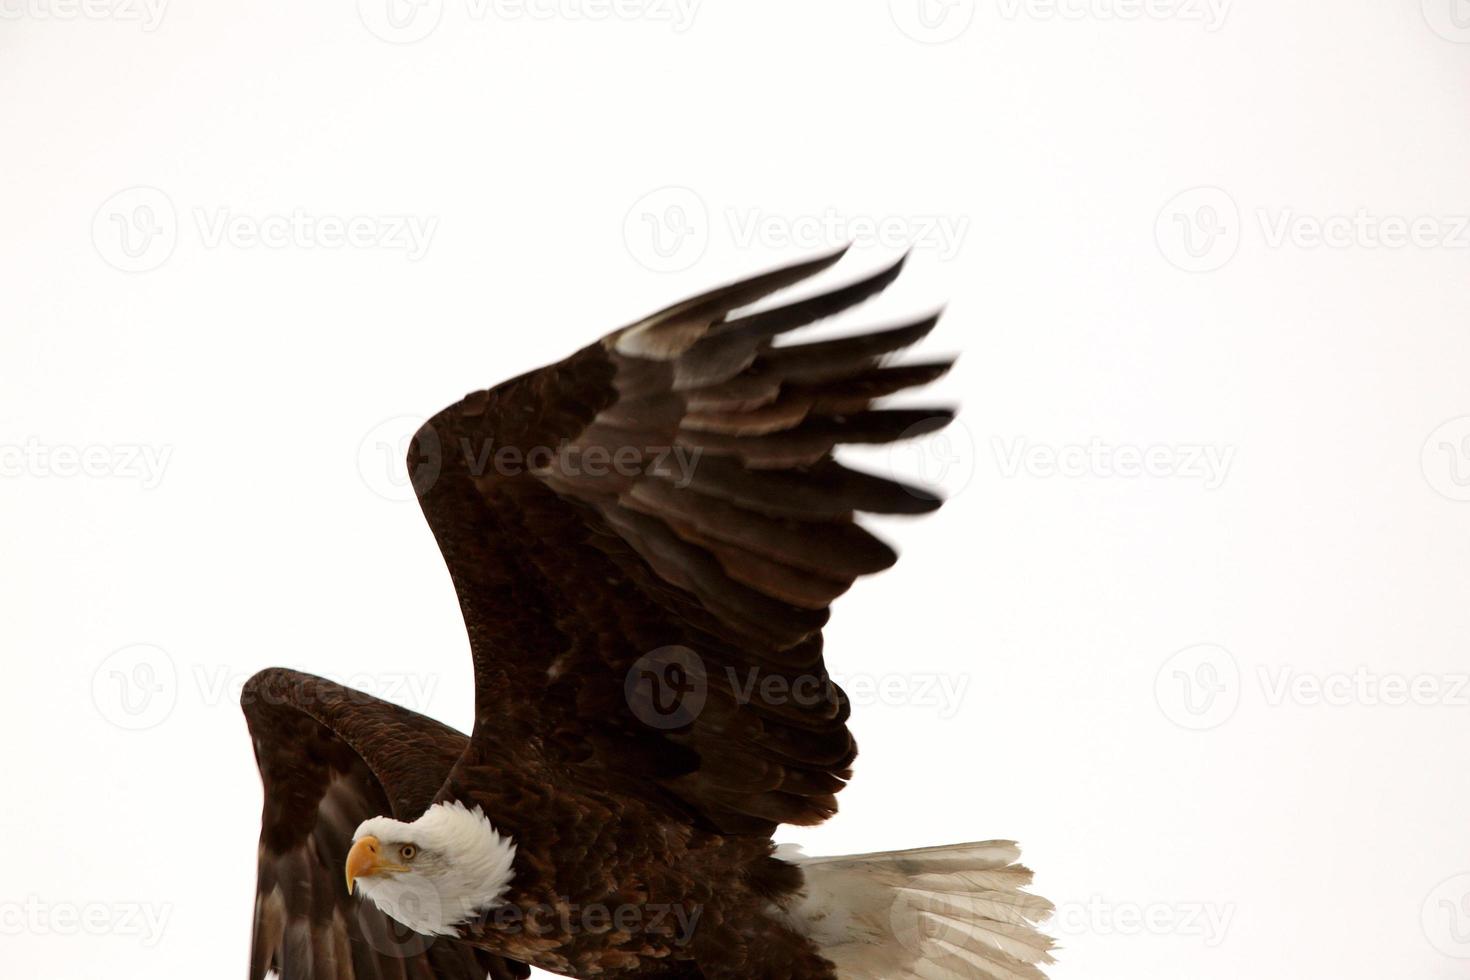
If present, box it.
[775,841,1054,980]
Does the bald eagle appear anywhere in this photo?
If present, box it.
[242,248,1053,980]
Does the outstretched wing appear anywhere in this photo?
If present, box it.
[414,248,953,835]
[241,668,530,980]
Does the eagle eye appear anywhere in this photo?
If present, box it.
[399,844,417,861]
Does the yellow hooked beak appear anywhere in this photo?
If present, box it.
[345,836,409,895]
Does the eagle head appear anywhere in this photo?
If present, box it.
[345,800,517,936]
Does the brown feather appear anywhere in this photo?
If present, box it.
[401,250,951,853]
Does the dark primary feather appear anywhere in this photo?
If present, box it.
[412,249,955,836]
[241,668,530,980]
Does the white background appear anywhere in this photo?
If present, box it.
[4,1,1470,977]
